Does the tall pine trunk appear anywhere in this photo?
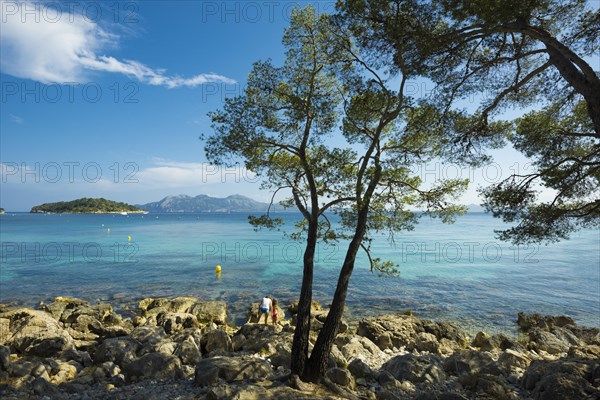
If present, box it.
[304,209,368,382]
[513,22,600,135]
[545,45,600,135]
[290,219,318,376]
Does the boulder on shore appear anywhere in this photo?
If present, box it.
[122,352,184,381]
[194,356,272,384]
[356,313,467,353]
[382,353,446,384]
[138,297,227,326]
[1,299,599,400]
[523,358,600,400]
[0,309,74,357]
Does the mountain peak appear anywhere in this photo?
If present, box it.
[138,194,283,213]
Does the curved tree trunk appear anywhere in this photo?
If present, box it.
[304,210,368,382]
[509,23,600,135]
[290,219,318,376]
[544,44,600,135]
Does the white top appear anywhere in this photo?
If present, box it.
[260,297,272,309]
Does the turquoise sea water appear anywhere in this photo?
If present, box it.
[1,212,598,333]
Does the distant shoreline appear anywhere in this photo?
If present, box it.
[29,211,149,215]
[3,210,488,215]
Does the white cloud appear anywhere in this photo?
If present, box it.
[0,0,235,87]
[0,160,258,187]
[137,159,258,187]
[9,113,23,124]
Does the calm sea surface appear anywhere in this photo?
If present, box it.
[1,212,598,333]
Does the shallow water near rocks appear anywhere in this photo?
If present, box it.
[1,212,598,334]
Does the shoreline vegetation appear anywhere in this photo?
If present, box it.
[0,296,598,399]
[30,198,147,215]
[13,194,487,214]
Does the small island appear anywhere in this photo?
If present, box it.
[0,207,5,214]
[31,198,147,214]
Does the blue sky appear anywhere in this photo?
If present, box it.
[1,0,308,210]
[0,0,593,211]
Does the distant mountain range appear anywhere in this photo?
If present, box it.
[466,204,485,213]
[137,195,486,214]
[137,194,285,213]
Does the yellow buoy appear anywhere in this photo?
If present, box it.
[107,228,110,233]
[128,235,131,241]
[215,265,221,273]
[102,224,104,227]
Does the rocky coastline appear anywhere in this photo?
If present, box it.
[0,296,598,399]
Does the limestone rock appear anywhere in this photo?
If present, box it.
[190,301,227,326]
[475,374,513,400]
[382,353,446,384]
[194,365,220,387]
[122,352,184,381]
[233,323,280,353]
[139,297,227,326]
[59,348,93,367]
[50,361,78,384]
[565,325,600,344]
[326,367,354,389]
[438,338,463,355]
[139,297,197,314]
[531,372,595,400]
[156,312,199,334]
[231,333,246,351]
[517,313,575,333]
[94,336,141,366]
[194,356,272,382]
[310,310,349,335]
[522,359,599,393]
[130,326,168,347]
[498,348,531,371]
[32,376,63,398]
[357,314,466,352]
[0,317,10,345]
[204,329,232,354]
[567,344,600,359]
[288,299,323,315]
[9,358,38,378]
[0,345,10,371]
[206,384,233,399]
[231,384,336,399]
[472,331,501,351]
[529,330,569,355]
[415,332,439,353]
[338,334,388,369]
[414,393,469,400]
[550,326,583,347]
[154,341,177,356]
[174,335,201,365]
[101,361,121,378]
[329,344,347,368]
[40,297,88,321]
[443,349,495,376]
[270,342,292,369]
[172,327,203,344]
[41,298,128,340]
[348,358,373,380]
[2,309,74,357]
[375,369,402,390]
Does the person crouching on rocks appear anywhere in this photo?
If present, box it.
[258,295,272,324]
[272,299,279,325]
